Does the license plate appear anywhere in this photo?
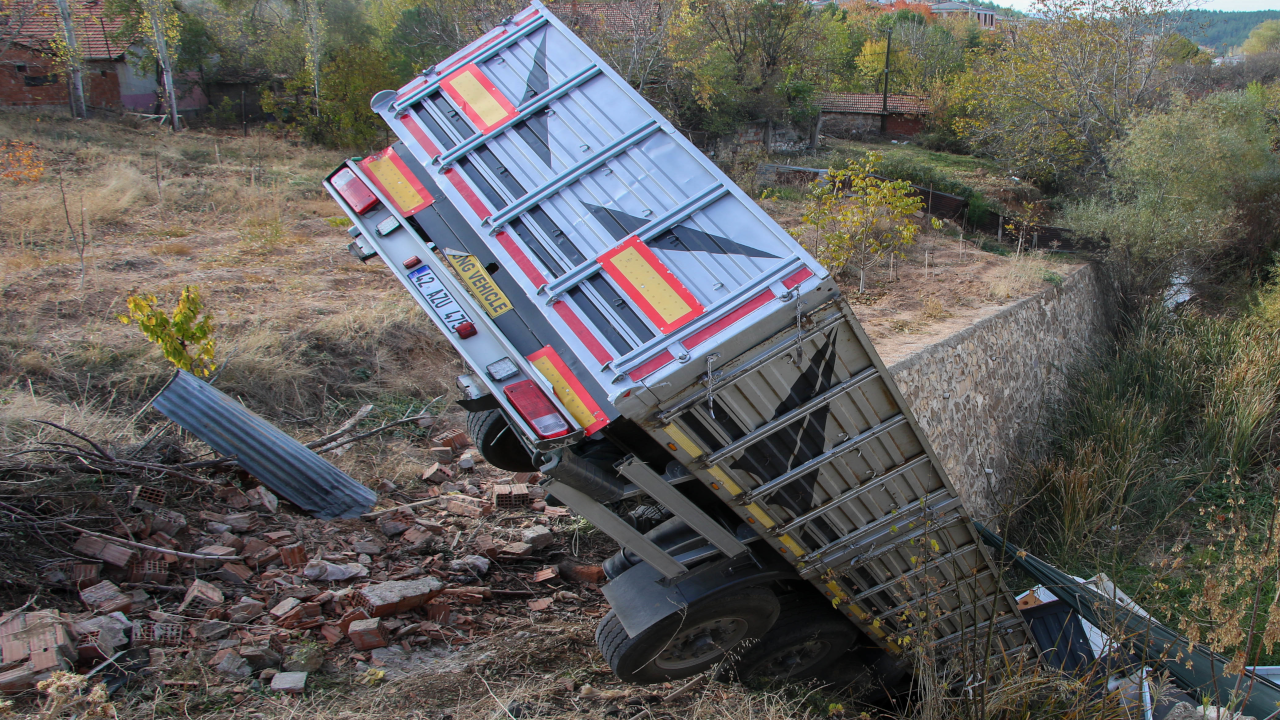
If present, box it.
[444,252,513,319]
[407,265,473,333]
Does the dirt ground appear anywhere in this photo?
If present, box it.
[0,113,1066,719]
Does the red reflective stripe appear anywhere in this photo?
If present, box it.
[359,148,434,216]
[783,267,814,289]
[681,291,773,350]
[437,31,506,75]
[629,351,674,381]
[440,63,517,134]
[553,300,612,364]
[398,112,441,157]
[514,7,539,23]
[443,168,491,220]
[495,230,547,286]
[395,76,428,101]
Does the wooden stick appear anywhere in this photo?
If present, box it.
[62,524,244,561]
[305,404,373,449]
[360,498,435,519]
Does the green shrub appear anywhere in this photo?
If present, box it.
[847,151,995,227]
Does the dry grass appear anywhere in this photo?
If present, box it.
[987,252,1064,300]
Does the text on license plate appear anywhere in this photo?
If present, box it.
[407,265,472,332]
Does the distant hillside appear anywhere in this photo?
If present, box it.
[1175,9,1280,54]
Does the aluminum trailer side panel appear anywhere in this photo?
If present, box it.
[643,299,1034,655]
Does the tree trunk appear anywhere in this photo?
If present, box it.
[150,8,181,132]
[858,266,865,294]
[53,0,86,118]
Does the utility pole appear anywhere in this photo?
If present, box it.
[880,26,892,135]
[53,0,86,118]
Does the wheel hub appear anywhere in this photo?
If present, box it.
[756,639,830,678]
[654,616,749,670]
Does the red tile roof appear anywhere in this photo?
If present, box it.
[818,92,931,115]
[2,0,131,60]
[557,1,661,32]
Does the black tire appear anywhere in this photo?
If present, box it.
[721,594,857,683]
[596,587,780,684]
[467,409,538,473]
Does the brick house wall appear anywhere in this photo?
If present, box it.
[1,45,121,110]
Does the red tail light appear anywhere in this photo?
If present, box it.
[455,321,477,338]
[332,167,378,214]
[503,380,570,439]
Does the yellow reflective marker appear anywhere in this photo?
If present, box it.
[528,347,608,434]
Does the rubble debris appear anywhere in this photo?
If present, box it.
[180,579,224,610]
[303,560,367,581]
[228,598,265,623]
[354,578,444,617]
[449,555,491,577]
[246,486,279,512]
[522,526,554,550]
[280,543,308,567]
[81,581,132,614]
[492,484,530,509]
[270,670,308,694]
[283,645,325,673]
[433,429,470,451]
[73,535,137,568]
[0,411,613,700]
[215,650,252,677]
[241,645,281,671]
[347,618,388,650]
[559,562,607,584]
[445,496,494,518]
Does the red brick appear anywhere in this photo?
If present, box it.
[347,618,387,650]
[80,580,132,613]
[279,543,307,568]
[558,562,606,584]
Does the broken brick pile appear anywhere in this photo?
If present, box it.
[0,428,611,697]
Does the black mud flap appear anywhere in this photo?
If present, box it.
[601,549,797,637]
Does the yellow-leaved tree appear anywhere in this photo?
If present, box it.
[118,286,217,377]
[794,153,925,293]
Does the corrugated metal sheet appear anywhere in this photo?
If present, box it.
[152,371,377,520]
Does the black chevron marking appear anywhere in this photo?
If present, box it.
[583,203,779,259]
[517,33,552,167]
[720,330,843,547]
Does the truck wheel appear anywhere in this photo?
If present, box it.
[466,409,537,473]
[722,595,857,683]
[596,587,779,684]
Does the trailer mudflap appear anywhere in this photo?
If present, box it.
[602,548,796,637]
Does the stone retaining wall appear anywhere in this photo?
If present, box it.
[887,264,1109,521]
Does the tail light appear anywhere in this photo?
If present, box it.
[503,380,570,439]
[332,167,378,214]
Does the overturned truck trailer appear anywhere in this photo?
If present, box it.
[323,0,1033,685]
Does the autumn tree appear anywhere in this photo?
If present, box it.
[794,153,925,293]
[108,0,183,129]
[1062,88,1280,308]
[1242,19,1280,55]
[952,0,1191,188]
[51,0,87,118]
